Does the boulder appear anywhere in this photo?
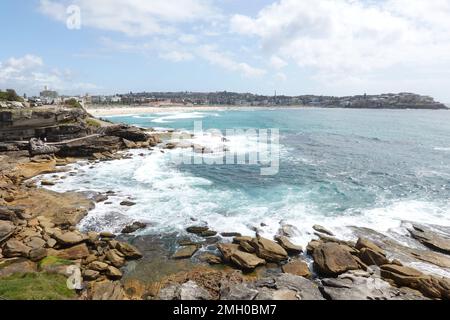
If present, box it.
[313,225,334,236]
[220,283,259,300]
[0,220,15,243]
[186,226,209,234]
[0,258,37,277]
[359,247,389,266]
[198,253,222,265]
[380,264,450,299]
[217,243,240,262]
[29,247,48,262]
[179,281,212,300]
[2,239,32,258]
[29,138,60,156]
[121,221,147,234]
[355,237,384,255]
[115,242,143,259]
[172,245,199,259]
[26,237,47,249]
[200,230,218,237]
[313,242,360,276]
[51,243,90,260]
[278,224,300,238]
[321,269,428,300]
[251,236,288,262]
[106,266,123,280]
[89,261,109,272]
[409,225,450,255]
[83,269,100,281]
[220,232,242,237]
[230,250,266,270]
[274,235,302,255]
[282,260,311,278]
[119,200,136,207]
[106,249,126,268]
[52,231,87,246]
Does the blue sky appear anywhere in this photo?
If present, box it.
[1,0,450,102]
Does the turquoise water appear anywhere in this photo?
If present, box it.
[43,108,450,254]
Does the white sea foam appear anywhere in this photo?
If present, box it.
[151,112,219,123]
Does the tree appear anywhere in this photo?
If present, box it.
[0,89,23,102]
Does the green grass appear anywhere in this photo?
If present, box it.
[38,256,73,269]
[0,273,77,300]
[86,118,101,128]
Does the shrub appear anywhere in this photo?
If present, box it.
[0,89,23,102]
[65,98,82,108]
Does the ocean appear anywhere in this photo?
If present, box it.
[40,108,450,260]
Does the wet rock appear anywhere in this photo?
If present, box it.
[25,237,46,249]
[409,225,450,255]
[100,231,116,239]
[313,225,334,236]
[306,240,322,254]
[251,236,288,262]
[200,230,218,237]
[220,232,242,237]
[274,235,303,255]
[313,242,360,277]
[278,224,300,238]
[121,221,147,234]
[40,180,56,186]
[198,253,222,265]
[186,226,209,234]
[120,200,136,207]
[282,260,311,278]
[355,237,384,255]
[172,245,199,259]
[217,243,240,262]
[93,194,108,203]
[89,261,109,272]
[2,239,32,258]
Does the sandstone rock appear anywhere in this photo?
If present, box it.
[217,243,240,262]
[29,247,47,261]
[89,280,126,300]
[116,242,142,259]
[121,221,147,234]
[52,243,90,260]
[278,224,300,238]
[355,237,384,255]
[0,258,37,277]
[359,247,389,266]
[198,253,222,265]
[230,250,266,270]
[313,225,334,236]
[29,138,59,156]
[172,245,199,259]
[52,231,87,246]
[380,264,450,299]
[321,269,427,300]
[282,260,311,278]
[26,236,46,249]
[106,266,123,280]
[89,261,109,272]
[179,281,212,300]
[41,180,56,186]
[2,239,32,258]
[237,239,256,253]
[251,236,288,262]
[119,200,136,207]
[313,242,360,276]
[274,235,303,255]
[200,230,218,237]
[409,225,450,255]
[105,249,126,268]
[306,240,322,254]
[100,231,116,238]
[0,220,15,242]
[83,269,100,281]
[220,283,259,300]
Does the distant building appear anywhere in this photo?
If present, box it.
[40,86,59,104]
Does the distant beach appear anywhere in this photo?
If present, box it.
[86,104,304,117]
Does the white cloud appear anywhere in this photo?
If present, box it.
[270,56,287,69]
[39,0,220,36]
[197,45,266,78]
[230,0,450,79]
[0,54,98,94]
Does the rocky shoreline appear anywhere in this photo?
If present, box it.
[1,106,450,300]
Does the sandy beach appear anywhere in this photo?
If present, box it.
[86,104,294,117]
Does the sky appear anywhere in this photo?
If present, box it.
[1,0,450,102]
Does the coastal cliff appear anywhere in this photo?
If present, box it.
[1,106,450,300]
